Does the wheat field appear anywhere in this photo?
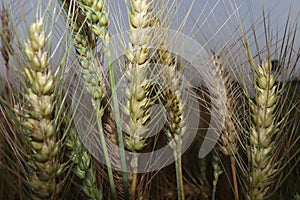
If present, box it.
[0,0,299,199]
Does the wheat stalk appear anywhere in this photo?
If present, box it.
[61,0,132,198]
[74,1,129,198]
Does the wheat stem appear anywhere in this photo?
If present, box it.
[108,60,130,199]
[174,147,184,200]
[230,156,239,200]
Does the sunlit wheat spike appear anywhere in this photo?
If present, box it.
[122,0,156,199]
[77,0,109,40]
[249,58,279,199]
[123,0,153,152]
[14,17,64,199]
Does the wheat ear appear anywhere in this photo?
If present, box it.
[1,6,10,68]
[77,0,138,196]
[249,58,279,199]
[66,126,102,199]
[1,6,14,105]
[70,8,120,200]
[17,18,64,199]
[155,23,187,199]
[122,1,156,199]
[57,2,110,200]
[209,53,240,200]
